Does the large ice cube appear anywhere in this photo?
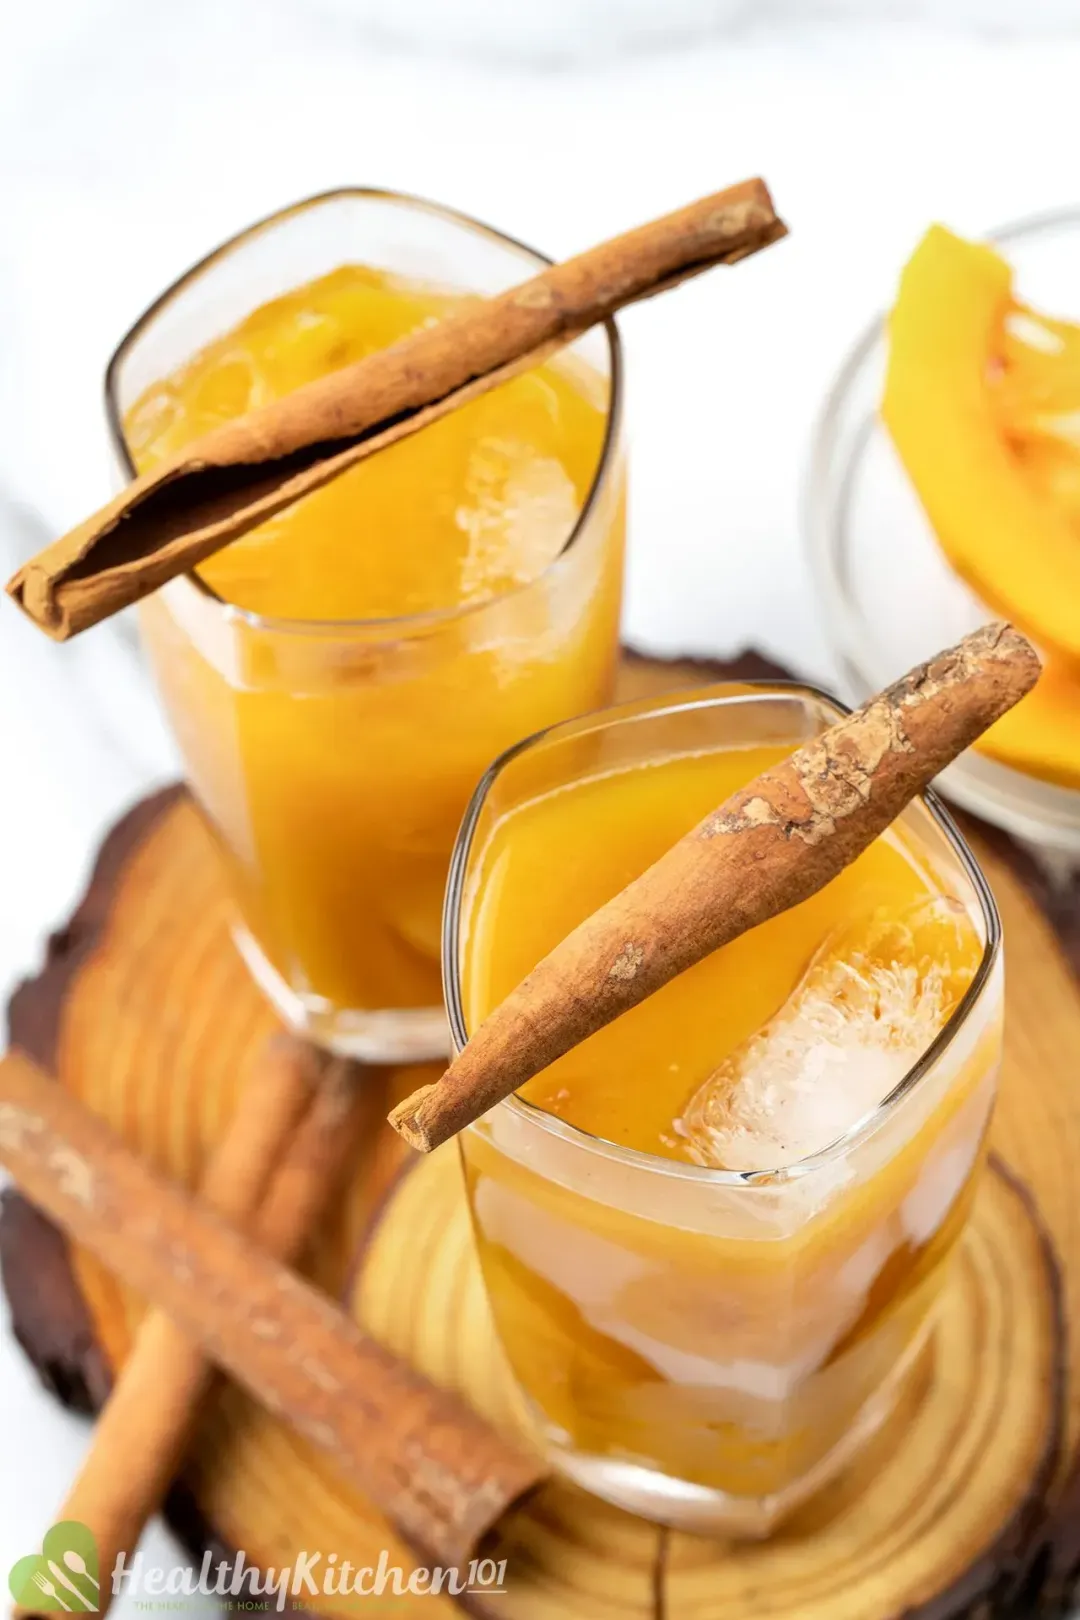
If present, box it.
[674,902,975,1172]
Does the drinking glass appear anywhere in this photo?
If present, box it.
[446,684,1003,1535]
[105,190,626,1060]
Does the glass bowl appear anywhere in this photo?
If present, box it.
[805,207,1080,858]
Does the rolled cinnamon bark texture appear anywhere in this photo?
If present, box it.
[0,1048,544,1573]
[6,178,785,641]
[13,1038,373,1620]
[389,622,1041,1153]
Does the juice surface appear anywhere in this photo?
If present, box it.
[462,744,983,1168]
[132,263,623,1033]
[128,265,607,621]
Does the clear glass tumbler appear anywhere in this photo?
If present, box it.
[105,189,626,1060]
[446,684,1003,1536]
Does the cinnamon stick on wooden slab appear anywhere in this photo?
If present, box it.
[6,178,785,641]
[0,1047,543,1570]
[389,622,1041,1154]
[18,1037,373,1620]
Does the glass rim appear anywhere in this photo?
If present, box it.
[103,185,624,641]
[443,680,1002,1187]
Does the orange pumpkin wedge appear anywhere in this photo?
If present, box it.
[976,658,1080,791]
[883,225,1080,792]
[883,225,1080,666]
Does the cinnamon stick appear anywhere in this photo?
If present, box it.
[254,1051,378,1260]
[389,621,1041,1154]
[7,179,785,641]
[20,1037,370,1620]
[0,1047,543,1568]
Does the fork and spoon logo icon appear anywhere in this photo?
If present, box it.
[8,1521,100,1613]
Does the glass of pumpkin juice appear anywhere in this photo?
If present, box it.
[105,191,625,1059]
[448,683,1002,1534]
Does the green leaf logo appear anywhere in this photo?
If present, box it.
[9,1522,100,1612]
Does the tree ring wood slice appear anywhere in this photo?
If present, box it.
[352,1144,1062,1620]
[0,650,1076,1618]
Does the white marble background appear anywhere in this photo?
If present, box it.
[3,1,1080,1605]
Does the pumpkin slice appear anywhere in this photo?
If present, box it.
[883,225,1080,666]
[976,658,1080,791]
[883,226,1080,791]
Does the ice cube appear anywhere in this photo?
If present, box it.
[674,902,975,1172]
[456,435,578,602]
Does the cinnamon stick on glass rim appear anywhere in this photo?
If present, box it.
[6,178,785,641]
[389,622,1040,1155]
[17,1037,374,1620]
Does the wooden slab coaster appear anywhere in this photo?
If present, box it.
[2,651,1079,1618]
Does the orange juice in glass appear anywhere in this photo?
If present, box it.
[447,684,1002,1534]
[106,191,625,1058]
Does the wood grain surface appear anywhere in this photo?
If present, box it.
[2,650,1078,1617]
